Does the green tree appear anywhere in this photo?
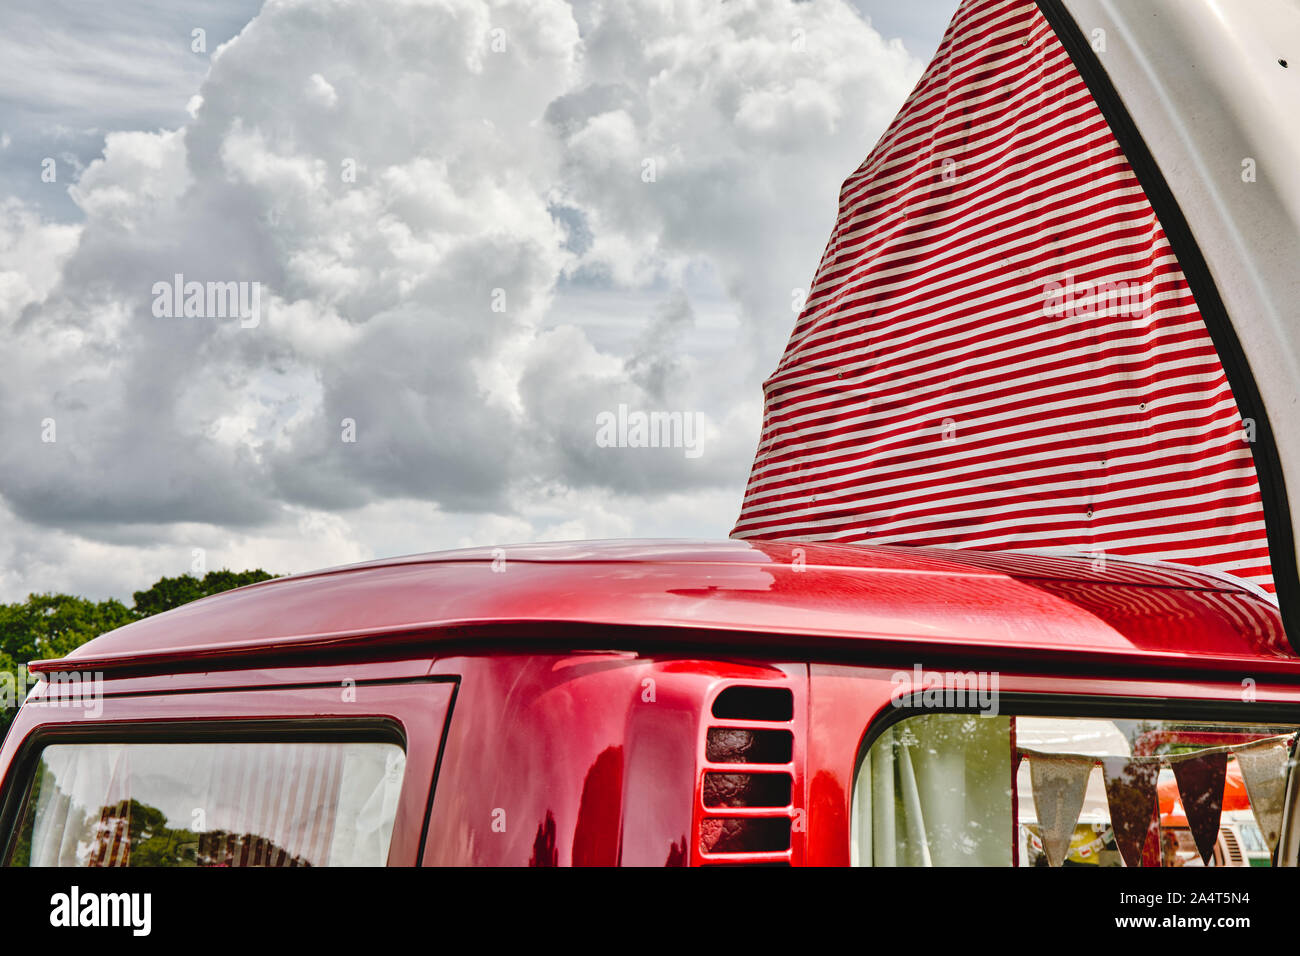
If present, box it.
[0,594,135,667]
[130,569,276,617]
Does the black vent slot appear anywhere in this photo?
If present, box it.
[703,772,792,809]
[700,817,791,854]
[711,686,793,721]
[706,728,793,764]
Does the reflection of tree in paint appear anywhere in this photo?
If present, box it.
[665,837,686,867]
[572,747,623,866]
[529,811,557,867]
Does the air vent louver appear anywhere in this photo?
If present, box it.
[697,682,798,865]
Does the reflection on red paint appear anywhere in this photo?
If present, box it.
[573,747,624,866]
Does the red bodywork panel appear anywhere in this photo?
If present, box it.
[25,539,1297,676]
[420,655,804,866]
[3,539,1298,866]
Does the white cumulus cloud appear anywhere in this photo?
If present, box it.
[0,0,925,599]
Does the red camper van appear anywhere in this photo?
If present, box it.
[4,0,1300,867]
[1,539,1300,867]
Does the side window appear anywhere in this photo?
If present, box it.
[851,712,1299,867]
[6,740,406,867]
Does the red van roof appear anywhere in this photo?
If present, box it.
[31,538,1298,677]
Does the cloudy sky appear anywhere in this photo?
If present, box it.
[0,0,952,601]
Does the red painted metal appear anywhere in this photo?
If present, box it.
[419,654,804,866]
[25,539,1299,677]
[3,538,1300,867]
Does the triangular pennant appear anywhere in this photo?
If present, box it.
[1029,754,1094,867]
[1101,757,1161,867]
[1235,739,1291,859]
[1171,751,1227,865]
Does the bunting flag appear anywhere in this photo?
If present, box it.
[1100,757,1161,868]
[1235,739,1291,859]
[730,0,1274,593]
[1022,733,1294,866]
[1170,750,1227,865]
[1029,754,1094,867]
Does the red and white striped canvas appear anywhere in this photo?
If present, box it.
[732,0,1273,592]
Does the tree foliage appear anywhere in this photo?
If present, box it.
[130,569,276,618]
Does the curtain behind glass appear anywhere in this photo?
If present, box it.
[21,741,405,867]
[853,714,1012,866]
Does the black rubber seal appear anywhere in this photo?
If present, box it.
[1036,0,1300,653]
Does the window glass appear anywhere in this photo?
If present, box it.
[852,713,1299,867]
[7,740,406,867]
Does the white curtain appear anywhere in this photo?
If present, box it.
[853,714,1012,866]
[23,742,405,867]
[328,745,407,866]
[30,745,129,866]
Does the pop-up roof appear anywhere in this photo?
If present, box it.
[734,0,1300,645]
